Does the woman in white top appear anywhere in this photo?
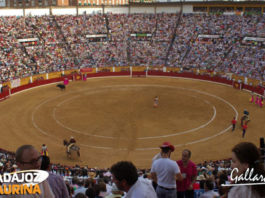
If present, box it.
[226,142,265,198]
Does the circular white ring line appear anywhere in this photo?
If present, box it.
[31,87,108,136]
[53,89,120,139]
[32,95,116,150]
[31,84,238,150]
[33,84,234,138]
[52,86,216,139]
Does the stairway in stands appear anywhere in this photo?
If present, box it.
[164,7,183,66]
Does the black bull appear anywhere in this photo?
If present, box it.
[57,83,66,90]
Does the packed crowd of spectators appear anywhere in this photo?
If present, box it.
[1,141,264,198]
[221,45,265,81]
[0,13,264,83]
[0,146,233,198]
[0,148,16,174]
[168,14,264,72]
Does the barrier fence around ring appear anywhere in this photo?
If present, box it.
[1,68,265,101]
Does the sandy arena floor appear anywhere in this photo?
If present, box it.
[0,77,264,168]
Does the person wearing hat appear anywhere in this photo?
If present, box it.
[152,142,175,163]
[69,136,76,143]
[67,136,76,153]
[151,142,182,198]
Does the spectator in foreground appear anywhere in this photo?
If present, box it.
[151,142,182,198]
[74,193,87,198]
[4,145,55,198]
[41,155,70,198]
[110,161,157,198]
[199,179,219,198]
[177,149,197,198]
[73,179,87,197]
[226,142,265,198]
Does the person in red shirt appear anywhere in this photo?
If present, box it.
[231,117,237,131]
[176,149,197,198]
[242,123,248,138]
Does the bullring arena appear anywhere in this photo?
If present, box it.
[0,74,264,168]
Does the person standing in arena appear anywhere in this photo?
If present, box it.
[242,123,248,138]
[41,144,48,156]
[153,96,159,108]
[259,96,263,108]
[151,142,182,198]
[231,117,237,131]
[176,149,197,198]
[249,92,254,103]
[255,95,259,105]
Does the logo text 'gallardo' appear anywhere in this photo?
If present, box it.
[222,168,265,187]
